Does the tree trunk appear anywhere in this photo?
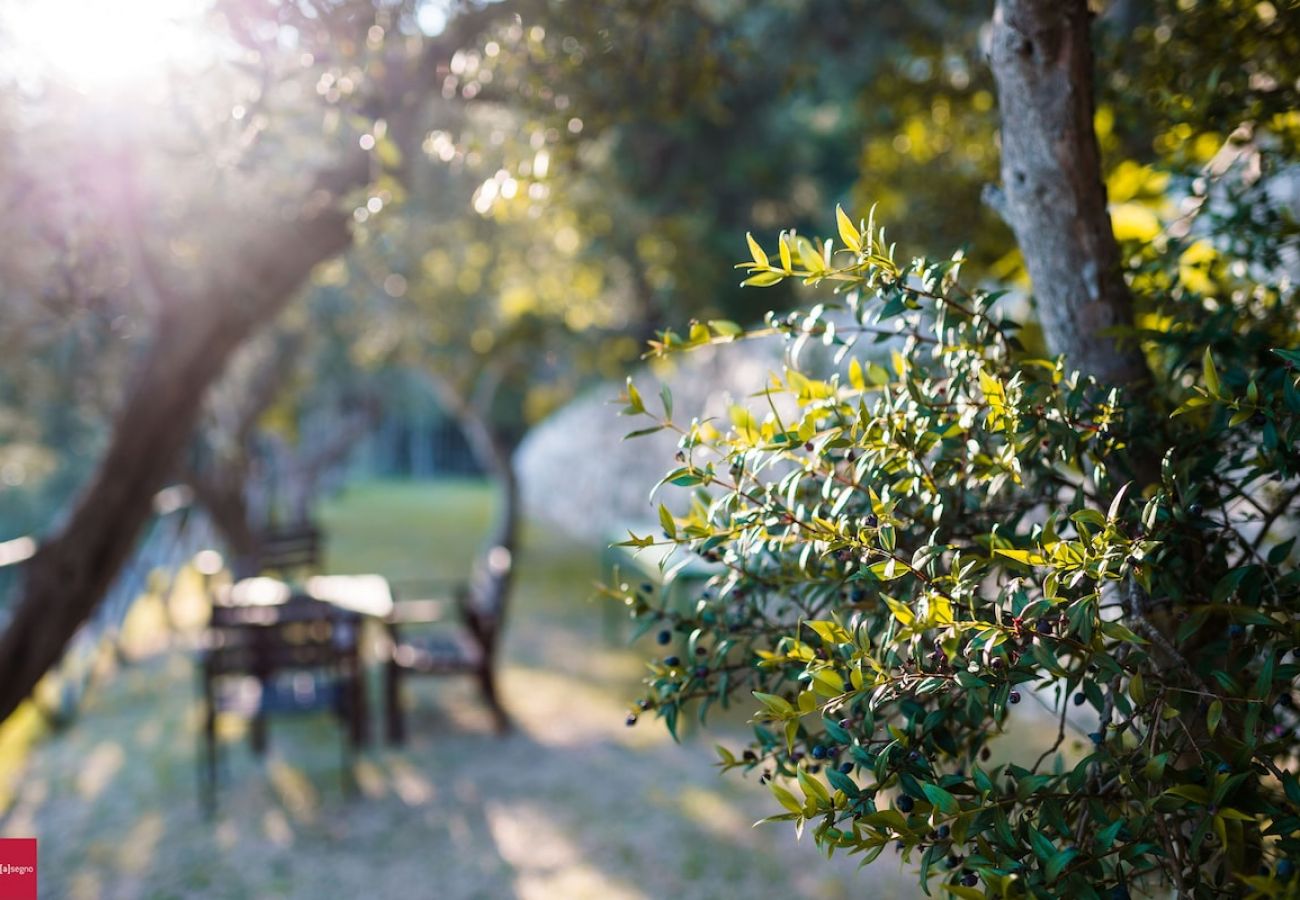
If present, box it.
[425,375,520,629]
[0,163,359,723]
[0,6,517,725]
[190,470,263,575]
[989,0,1150,388]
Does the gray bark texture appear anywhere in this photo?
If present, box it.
[0,163,361,723]
[989,0,1150,388]
[0,4,508,724]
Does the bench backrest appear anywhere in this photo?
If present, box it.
[205,593,359,678]
[234,524,324,579]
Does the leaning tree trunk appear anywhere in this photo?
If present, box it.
[0,161,360,724]
[0,7,514,725]
[989,0,1150,389]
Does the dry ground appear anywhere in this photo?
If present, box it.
[0,481,920,900]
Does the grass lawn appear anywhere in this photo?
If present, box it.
[0,479,916,899]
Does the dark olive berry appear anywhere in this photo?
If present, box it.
[1009,690,1022,704]
[896,794,915,813]
[625,713,638,726]
[656,630,672,645]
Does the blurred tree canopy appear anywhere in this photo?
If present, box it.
[0,0,1296,757]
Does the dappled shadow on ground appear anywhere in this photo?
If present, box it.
[0,483,920,899]
[1,654,915,900]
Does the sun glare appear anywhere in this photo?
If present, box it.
[2,0,208,94]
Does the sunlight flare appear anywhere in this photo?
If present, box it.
[2,0,208,93]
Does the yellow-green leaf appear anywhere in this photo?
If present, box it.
[836,204,862,252]
[770,782,804,815]
[812,668,846,696]
[884,596,914,626]
[807,620,853,645]
[1129,672,1146,705]
[995,548,1046,566]
[658,504,676,540]
[849,358,866,391]
[742,271,785,288]
[1203,346,1220,397]
[753,691,794,718]
[798,767,831,805]
[1165,784,1209,804]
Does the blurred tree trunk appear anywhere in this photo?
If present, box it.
[186,333,304,574]
[0,161,361,724]
[425,373,519,633]
[0,4,506,722]
[989,0,1150,389]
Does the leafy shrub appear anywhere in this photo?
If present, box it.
[610,187,1300,897]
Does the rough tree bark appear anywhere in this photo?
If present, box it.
[0,3,509,724]
[989,0,1151,389]
[0,158,364,723]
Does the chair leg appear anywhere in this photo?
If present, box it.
[339,694,357,799]
[476,663,509,734]
[347,673,366,749]
[339,735,356,798]
[385,661,406,745]
[250,710,268,757]
[201,694,218,817]
[250,672,269,756]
